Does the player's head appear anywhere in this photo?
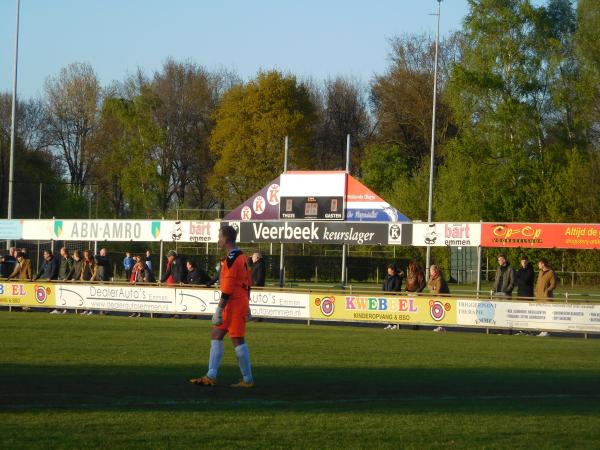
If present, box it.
[219,225,238,248]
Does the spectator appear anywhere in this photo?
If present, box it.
[79,250,97,315]
[535,258,557,300]
[428,265,450,295]
[535,258,557,337]
[383,263,403,292]
[251,252,266,287]
[383,263,403,330]
[33,250,60,281]
[95,248,113,282]
[58,247,74,281]
[493,254,515,296]
[123,252,134,281]
[516,256,534,298]
[207,258,225,287]
[8,251,33,312]
[186,260,210,285]
[145,250,153,271]
[1,247,17,278]
[8,251,32,280]
[160,250,187,285]
[131,260,153,284]
[66,250,83,281]
[406,260,426,293]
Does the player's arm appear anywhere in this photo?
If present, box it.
[211,262,236,325]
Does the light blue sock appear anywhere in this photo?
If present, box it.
[207,339,224,379]
[234,343,253,383]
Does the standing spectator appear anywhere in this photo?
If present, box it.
[1,247,17,278]
[66,250,83,281]
[58,247,74,281]
[123,252,134,281]
[160,250,187,285]
[493,254,515,296]
[535,258,557,300]
[405,260,426,293]
[207,258,225,288]
[79,250,96,315]
[383,263,403,292]
[186,260,210,285]
[8,251,33,311]
[383,263,403,330]
[251,252,266,287]
[33,250,60,281]
[428,265,450,295]
[145,250,153,271]
[95,248,112,282]
[8,251,32,280]
[516,256,534,298]
[50,247,74,314]
[535,258,557,337]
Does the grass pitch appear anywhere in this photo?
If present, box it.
[1,311,599,449]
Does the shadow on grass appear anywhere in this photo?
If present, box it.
[1,363,599,414]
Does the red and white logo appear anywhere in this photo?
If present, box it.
[267,184,280,206]
[241,206,252,221]
[253,196,265,215]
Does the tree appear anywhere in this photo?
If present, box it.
[43,62,102,190]
[310,77,371,173]
[209,71,316,207]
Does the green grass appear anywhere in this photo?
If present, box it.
[1,312,600,449]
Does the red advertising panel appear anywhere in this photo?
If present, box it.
[481,223,600,249]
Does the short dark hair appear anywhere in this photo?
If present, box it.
[187,260,196,268]
[220,225,238,243]
[497,253,507,259]
[44,250,53,256]
[520,255,529,261]
[538,257,549,266]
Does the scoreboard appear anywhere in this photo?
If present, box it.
[280,196,344,220]
[279,172,346,221]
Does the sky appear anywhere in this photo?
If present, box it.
[0,0,470,100]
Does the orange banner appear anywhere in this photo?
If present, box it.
[481,223,600,249]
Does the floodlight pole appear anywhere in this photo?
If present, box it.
[6,0,20,249]
[279,136,288,288]
[341,134,350,286]
[426,0,442,277]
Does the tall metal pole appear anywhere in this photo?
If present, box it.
[341,134,351,286]
[279,136,288,287]
[6,0,21,249]
[426,0,442,276]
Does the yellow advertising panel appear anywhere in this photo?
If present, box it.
[310,293,456,326]
[0,282,56,308]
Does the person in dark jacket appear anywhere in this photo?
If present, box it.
[66,250,83,281]
[186,260,210,285]
[94,248,112,282]
[382,263,403,292]
[516,256,534,298]
[58,247,74,280]
[33,250,60,281]
[1,248,17,278]
[160,250,188,285]
[383,263,403,330]
[493,254,516,296]
[251,252,266,287]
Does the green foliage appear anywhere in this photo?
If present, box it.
[209,71,317,207]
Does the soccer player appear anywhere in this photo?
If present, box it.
[190,225,254,388]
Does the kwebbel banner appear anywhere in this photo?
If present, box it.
[481,223,600,249]
[0,282,56,308]
[309,293,457,326]
[412,223,481,247]
[236,221,394,245]
[457,299,600,332]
